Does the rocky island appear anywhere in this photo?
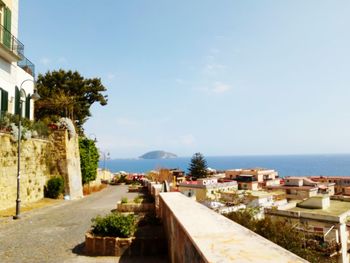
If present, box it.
[139,150,177,159]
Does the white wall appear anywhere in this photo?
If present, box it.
[0,0,35,120]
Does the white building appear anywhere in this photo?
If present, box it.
[0,0,35,120]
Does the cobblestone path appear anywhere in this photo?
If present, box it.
[0,185,166,263]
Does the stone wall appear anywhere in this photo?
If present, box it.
[0,133,59,210]
[48,130,83,200]
[88,169,113,188]
[0,128,83,210]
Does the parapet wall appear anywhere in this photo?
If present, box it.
[159,192,308,263]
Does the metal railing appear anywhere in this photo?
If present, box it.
[18,56,35,77]
[0,23,24,58]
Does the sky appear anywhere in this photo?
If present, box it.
[19,1,350,158]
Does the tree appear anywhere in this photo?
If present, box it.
[188,152,208,178]
[79,137,99,184]
[35,70,108,133]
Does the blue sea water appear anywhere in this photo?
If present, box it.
[101,154,350,177]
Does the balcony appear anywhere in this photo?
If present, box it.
[0,23,24,62]
[18,55,35,77]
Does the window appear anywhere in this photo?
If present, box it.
[0,88,8,113]
[25,94,30,119]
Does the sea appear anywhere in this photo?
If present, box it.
[101,154,350,177]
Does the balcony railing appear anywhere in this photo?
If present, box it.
[0,23,24,59]
[18,56,35,77]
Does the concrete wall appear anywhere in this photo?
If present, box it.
[159,192,307,263]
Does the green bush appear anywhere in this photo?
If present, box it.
[45,177,64,198]
[79,137,99,184]
[121,197,128,204]
[91,213,136,238]
[117,174,127,184]
[32,121,50,137]
[133,196,143,203]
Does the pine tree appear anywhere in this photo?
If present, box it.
[188,152,208,179]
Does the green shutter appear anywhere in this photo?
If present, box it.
[0,87,2,115]
[1,88,8,112]
[25,94,30,119]
[3,7,11,49]
[15,86,19,115]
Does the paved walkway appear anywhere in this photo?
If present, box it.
[0,185,168,263]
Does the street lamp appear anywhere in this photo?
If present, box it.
[99,151,110,171]
[13,79,40,220]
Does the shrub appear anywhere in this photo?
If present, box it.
[117,174,127,184]
[133,196,143,204]
[91,213,136,238]
[45,177,64,198]
[79,137,99,184]
[32,121,50,137]
[121,197,128,204]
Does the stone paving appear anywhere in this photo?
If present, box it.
[0,185,168,263]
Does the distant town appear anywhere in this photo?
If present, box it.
[107,166,350,263]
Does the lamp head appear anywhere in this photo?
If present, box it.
[31,89,40,101]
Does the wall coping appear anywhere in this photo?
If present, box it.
[159,192,308,263]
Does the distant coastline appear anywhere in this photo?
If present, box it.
[101,154,350,176]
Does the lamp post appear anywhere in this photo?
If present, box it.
[100,151,110,171]
[13,79,40,220]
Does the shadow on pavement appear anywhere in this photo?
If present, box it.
[72,242,86,256]
[71,241,169,262]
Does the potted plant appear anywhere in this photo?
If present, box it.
[117,195,155,213]
[128,181,142,192]
[85,213,136,256]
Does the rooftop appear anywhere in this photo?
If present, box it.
[179,181,237,189]
[289,200,350,218]
[268,185,318,191]
[310,176,350,180]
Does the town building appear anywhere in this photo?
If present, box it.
[178,178,237,201]
[266,195,350,263]
[0,0,35,120]
[234,174,259,190]
[225,168,280,188]
[220,190,288,210]
[267,177,335,200]
[310,176,350,195]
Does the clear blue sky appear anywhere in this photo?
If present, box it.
[20,1,350,158]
